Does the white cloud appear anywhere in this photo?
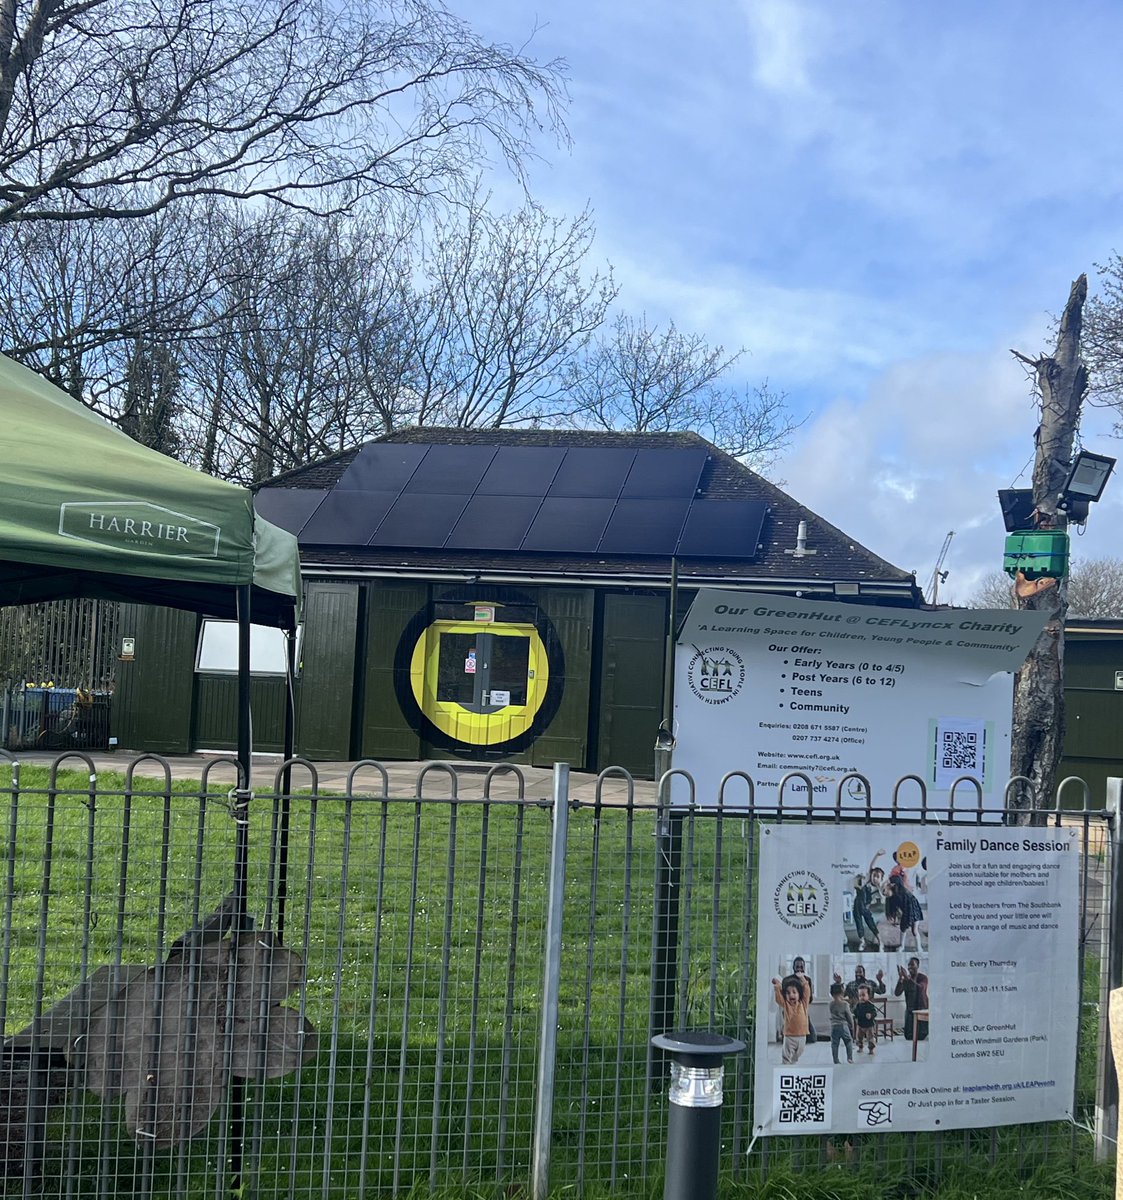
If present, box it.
[781,335,1123,602]
[739,0,821,95]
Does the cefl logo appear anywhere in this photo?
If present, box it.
[58,501,222,558]
[686,645,745,705]
[774,869,829,929]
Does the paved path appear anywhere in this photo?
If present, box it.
[8,749,658,805]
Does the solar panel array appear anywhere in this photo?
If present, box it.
[261,443,767,559]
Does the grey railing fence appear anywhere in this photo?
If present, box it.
[0,753,1112,1197]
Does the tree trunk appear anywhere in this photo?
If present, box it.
[1009,274,1089,819]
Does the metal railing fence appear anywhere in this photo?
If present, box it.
[0,753,1112,1198]
[2,690,111,752]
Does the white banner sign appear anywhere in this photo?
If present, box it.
[672,592,1047,812]
[753,822,1079,1135]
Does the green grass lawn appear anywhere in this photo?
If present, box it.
[0,765,1112,1199]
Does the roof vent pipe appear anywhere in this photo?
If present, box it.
[784,520,817,558]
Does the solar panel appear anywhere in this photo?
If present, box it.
[621,447,708,499]
[522,497,615,552]
[403,444,497,495]
[335,443,428,492]
[476,445,566,497]
[598,499,691,555]
[253,488,327,535]
[273,439,766,560]
[445,495,542,550]
[368,492,472,548]
[547,448,636,498]
[300,490,397,544]
[675,500,768,558]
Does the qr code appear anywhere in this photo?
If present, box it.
[778,1073,828,1124]
[941,729,981,772]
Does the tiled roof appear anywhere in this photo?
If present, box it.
[257,427,917,592]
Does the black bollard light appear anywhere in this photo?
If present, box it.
[651,1031,746,1200]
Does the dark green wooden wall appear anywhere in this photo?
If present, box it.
[192,676,287,752]
[110,580,675,773]
[1060,634,1123,802]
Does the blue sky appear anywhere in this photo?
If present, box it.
[468,0,1123,600]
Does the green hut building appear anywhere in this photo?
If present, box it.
[112,430,921,774]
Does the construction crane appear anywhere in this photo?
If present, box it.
[925,530,955,605]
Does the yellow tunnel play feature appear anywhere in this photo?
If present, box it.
[409,620,550,747]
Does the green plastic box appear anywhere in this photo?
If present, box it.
[1002,530,1070,580]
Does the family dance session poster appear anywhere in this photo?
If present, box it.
[753,821,1080,1135]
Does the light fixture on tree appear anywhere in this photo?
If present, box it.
[999,449,1116,589]
[1057,450,1116,523]
[997,488,1035,534]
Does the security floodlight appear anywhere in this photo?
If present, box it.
[998,488,1035,533]
[1059,450,1115,521]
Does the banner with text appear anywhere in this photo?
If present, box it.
[753,822,1079,1135]
[672,592,1047,812]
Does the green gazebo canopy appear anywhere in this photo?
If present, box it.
[0,353,300,628]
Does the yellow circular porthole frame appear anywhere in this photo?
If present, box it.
[408,619,551,747]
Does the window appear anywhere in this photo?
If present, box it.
[488,635,530,705]
[195,620,300,675]
[436,633,478,704]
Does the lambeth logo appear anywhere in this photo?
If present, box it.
[58,501,222,558]
[773,869,829,930]
[686,645,745,705]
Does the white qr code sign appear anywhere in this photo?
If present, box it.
[931,717,987,789]
[774,1070,831,1129]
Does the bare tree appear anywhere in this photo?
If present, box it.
[408,195,615,428]
[0,198,226,405]
[184,209,356,479]
[969,558,1123,619]
[564,314,800,472]
[1083,253,1123,415]
[175,202,426,480]
[118,341,183,457]
[0,0,565,225]
[964,571,1017,610]
[1007,274,1089,816]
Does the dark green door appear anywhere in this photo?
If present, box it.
[112,604,197,753]
[360,582,426,760]
[596,593,666,777]
[531,588,593,769]
[297,581,359,759]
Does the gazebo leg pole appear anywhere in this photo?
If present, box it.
[230,584,253,1195]
[237,584,252,791]
[276,625,296,944]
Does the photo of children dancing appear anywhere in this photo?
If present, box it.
[764,952,929,1066]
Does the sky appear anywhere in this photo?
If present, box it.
[466,0,1123,603]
